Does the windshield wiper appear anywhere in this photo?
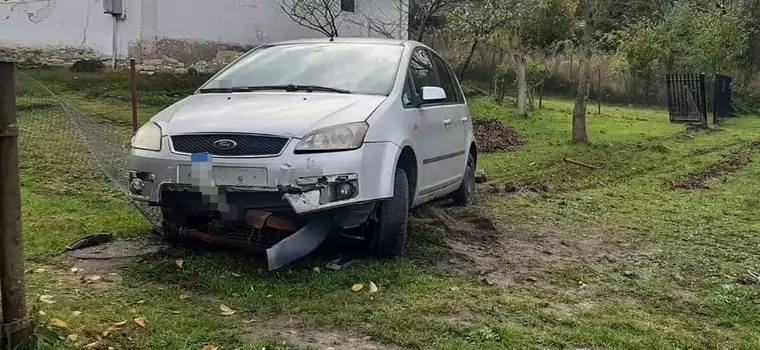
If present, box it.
[281,84,351,94]
[198,86,258,93]
[199,84,351,94]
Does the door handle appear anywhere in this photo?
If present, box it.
[461,117,469,123]
[443,118,452,127]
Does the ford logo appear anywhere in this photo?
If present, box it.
[213,139,238,150]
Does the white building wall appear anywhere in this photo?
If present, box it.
[0,0,407,71]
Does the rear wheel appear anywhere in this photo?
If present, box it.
[451,153,476,206]
[369,168,409,258]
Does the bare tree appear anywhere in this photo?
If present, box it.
[572,0,595,142]
[349,0,461,40]
[279,0,344,37]
[348,1,409,39]
[409,0,463,41]
[448,0,514,79]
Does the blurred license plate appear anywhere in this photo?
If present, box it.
[214,167,267,186]
[178,166,267,186]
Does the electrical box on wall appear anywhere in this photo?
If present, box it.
[103,0,124,16]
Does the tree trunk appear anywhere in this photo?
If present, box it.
[597,68,602,114]
[572,1,593,143]
[459,38,479,80]
[528,87,535,111]
[539,81,544,109]
[515,48,528,117]
[499,79,506,103]
[416,28,426,42]
[488,51,497,95]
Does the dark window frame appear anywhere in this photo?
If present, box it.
[428,50,465,104]
[405,47,464,108]
[429,53,458,104]
[341,0,355,12]
[402,73,416,108]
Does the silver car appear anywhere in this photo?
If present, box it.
[128,38,477,269]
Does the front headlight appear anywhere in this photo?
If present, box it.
[131,122,162,151]
[295,122,368,153]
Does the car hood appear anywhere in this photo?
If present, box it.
[152,92,387,138]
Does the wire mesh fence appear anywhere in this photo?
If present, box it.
[15,70,162,228]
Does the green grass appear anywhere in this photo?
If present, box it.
[14,69,760,349]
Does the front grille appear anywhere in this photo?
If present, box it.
[171,134,289,156]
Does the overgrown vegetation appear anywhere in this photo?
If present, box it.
[14,70,760,349]
[425,0,760,133]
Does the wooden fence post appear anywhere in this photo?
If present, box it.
[0,61,30,348]
[130,58,138,134]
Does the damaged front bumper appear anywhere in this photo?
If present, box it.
[126,140,400,214]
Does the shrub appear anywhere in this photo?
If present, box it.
[69,59,106,73]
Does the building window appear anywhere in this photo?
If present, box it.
[341,0,355,12]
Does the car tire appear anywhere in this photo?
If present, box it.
[451,153,476,206]
[369,167,409,258]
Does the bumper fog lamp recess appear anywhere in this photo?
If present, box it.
[129,178,145,194]
[335,182,356,200]
[128,171,154,195]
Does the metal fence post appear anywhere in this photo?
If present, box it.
[0,61,30,348]
[130,58,138,134]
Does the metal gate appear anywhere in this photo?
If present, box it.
[713,74,733,123]
[666,73,708,126]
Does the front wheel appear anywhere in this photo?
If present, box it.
[451,153,476,206]
[369,168,409,258]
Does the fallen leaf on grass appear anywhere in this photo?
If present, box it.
[84,341,102,350]
[38,295,56,304]
[33,268,47,274]
[179,294,191,300]
[313,267,321,273]
[351,283,363,292]
[49,318,67,328]
[175,260,184,269]
[368,281,378,293]
[38,311,46,316]
[134,317,146,328]
[201,345,219,350]
[102,325,120,337]
[70,267,83,273]
[83,275,102,284]
[72,311,82,317]
[230,272,242,278]
[113,320,128,326]
[220,304,236,316]
[67,334,78,342]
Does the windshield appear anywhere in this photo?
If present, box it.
[200,43,405,95]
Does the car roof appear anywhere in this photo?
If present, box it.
[268,37,422,49]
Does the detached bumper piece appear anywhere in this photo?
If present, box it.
[266,215,332,271]
[179,210,332,271]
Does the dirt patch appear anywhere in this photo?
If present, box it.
[669,141,760,189]
[247,317,403,350]
[473,118,522,153]
[409,205,632,286]
[67,238,169,260]
[481,182,549,194]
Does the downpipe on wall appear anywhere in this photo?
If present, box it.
[111,14,119,69]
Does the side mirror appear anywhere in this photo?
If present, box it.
[421,86,446,102]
